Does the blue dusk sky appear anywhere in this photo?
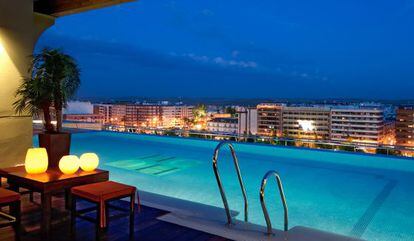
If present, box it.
[36,0,414,99]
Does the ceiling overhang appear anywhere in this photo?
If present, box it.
[34,0,136,17]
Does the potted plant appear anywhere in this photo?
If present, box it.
[14,48,80,169]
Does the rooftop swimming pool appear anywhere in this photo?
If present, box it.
[35,131,414,241]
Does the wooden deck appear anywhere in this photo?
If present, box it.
[0,192,232,241]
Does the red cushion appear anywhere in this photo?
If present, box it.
[71,181,136,202]
[0,188,20,204]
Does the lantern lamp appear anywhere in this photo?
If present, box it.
[79,153,99,172]
[25,148,48,174]
[59,155,80,175]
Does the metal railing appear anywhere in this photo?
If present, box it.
[102,124,414,157]
[259,170,288,235]
[212,141,249,225]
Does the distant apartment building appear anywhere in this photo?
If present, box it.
[64,114,104,123]
[396,106,414,147]
[256,103,387,144]
[125,104,162,127]
[382,120,396,145]
[161,105,194,128]
[237,107,257,136]
[94,103,195,128]
[110,104,127,124]
[93,104,111,123]
[93,104,126,124]
[63,122,103,131]
[125,104,139,126]
[257,103,284,136]
[136,105,163,127]
[207,118,238,134]
[282,106,331,140]
[330,107,385,144]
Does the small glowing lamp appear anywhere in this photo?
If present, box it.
[59,155,80,174]
[79,153,99,172]
[25,148,48,174]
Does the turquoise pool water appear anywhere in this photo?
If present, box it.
[35,132,414,241]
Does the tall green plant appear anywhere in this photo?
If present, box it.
[14,47,80,133]
[14,75,55,132]
[45,48,80,132]
[192,104,207,120]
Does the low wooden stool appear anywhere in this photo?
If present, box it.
[0,188,21,241]
[71,181,138,240]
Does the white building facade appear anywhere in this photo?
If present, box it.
[161,106,194,128]
[282,106,331,140]
[330,108,385,144]
[207,118,238,134]
[237,107,258,136]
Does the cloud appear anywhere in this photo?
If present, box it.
[213,57,257,68]
[36,33,264,80]
[178,53,257,69]
[64,101,93,114]
[180,53,210,63]
[38,34,191,69]
[36,33,330,99]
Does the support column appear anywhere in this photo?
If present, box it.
[0,0,55,167]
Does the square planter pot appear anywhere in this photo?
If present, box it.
[38,132,71,169]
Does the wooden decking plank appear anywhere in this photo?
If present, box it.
[0,194,233,241]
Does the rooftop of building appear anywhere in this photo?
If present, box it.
[398,105,414,110]
[256,103,385,112]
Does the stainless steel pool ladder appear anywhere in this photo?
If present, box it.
[212,141,248,225]
[260,170,289,235]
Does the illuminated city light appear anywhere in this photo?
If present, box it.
[64,102,412,157]
[33,120,57,125]
[298,120,315,132]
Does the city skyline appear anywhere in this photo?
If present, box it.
[35,0,414,99]
[62,101,402,149]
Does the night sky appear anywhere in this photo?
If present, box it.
[36,0,414,99]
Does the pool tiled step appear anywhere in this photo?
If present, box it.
[138,165,179,176]
[106,154,200,176]
[106,155,170,169]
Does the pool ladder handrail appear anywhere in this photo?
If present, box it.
[260,170,289,235]
[212,141,248,225]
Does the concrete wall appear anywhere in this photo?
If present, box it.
[0,0,54,167]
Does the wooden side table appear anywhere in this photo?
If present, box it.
[7,169,109,241]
